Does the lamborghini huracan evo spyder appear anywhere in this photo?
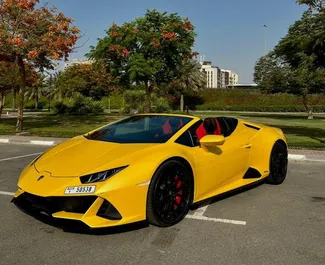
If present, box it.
[12,114,288,229]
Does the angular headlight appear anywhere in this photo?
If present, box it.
[80,166,128,184]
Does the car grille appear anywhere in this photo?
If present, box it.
[13,192,97,215]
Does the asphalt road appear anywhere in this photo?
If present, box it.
[0,144,324,265]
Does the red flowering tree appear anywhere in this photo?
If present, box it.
[0,0,80,131]
[89,9,197,112]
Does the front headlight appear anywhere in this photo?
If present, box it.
[80,166,128,184]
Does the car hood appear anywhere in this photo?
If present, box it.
[34,136,157,177]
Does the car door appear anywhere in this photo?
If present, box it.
[188,118,251,200]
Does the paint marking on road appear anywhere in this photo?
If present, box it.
[193,205,210,217]
[0,139,9,143]
[185,214,247,225]
[0,191,15,196]
[0,152,42,162]
[186,199,247,225]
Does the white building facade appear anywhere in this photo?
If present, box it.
[64,59,93,69]
[200,60,238,88]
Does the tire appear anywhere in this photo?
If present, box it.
[267,141,288,185]
[146,160,193,227]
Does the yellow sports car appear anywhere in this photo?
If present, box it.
[12,114,288,229]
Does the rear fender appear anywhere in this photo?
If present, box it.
[248,127,287,176]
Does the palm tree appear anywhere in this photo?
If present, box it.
[25,73,46,110]
[175,60,207,112]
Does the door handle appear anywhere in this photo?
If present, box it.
[243,144,252,149]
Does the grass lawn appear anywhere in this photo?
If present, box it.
[0,112,324,150]
[0,115,123,138]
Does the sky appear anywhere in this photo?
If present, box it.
[44,0,307,83]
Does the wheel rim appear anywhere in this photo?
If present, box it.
[271,148,288,181]
[153,165,191,224]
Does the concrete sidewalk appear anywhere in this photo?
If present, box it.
[0,135,324,162]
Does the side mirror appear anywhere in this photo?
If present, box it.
[200,135,225,147]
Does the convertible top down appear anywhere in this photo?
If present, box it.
[12,114,288,229]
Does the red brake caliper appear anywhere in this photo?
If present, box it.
[173,175,182,209]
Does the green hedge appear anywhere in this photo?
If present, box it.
[196,89,325,112]
[196,104,325,112]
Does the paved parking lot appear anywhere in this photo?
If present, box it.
[0,144,324,265]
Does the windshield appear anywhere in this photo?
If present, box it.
[87,115,193,143]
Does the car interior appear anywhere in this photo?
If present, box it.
[175,117,239,148]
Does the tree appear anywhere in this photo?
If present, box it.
[0,61,37,117]
[0,61,17,117]
[55,63,116,100]
[297,0,325,12]
[171,60,206,112]
[274,10,325,118]
[254,52,296,94]
[0,0,79,131]
[88,9,197,112]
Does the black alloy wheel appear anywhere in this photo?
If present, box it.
[146,160,193,227]
[267,142,288,185]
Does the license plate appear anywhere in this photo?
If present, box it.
[64,186,96,195]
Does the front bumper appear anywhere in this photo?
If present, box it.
[12,187,148,229]
[13,166,149,229]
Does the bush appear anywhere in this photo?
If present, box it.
[101,93,124,109]
[53,100,68,114]
[152,96,171,113]
[53,93,104,115]
[121,90,171,114]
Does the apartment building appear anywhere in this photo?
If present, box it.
[200,60,238,88]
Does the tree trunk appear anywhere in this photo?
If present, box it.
[35,90,39,110]
[145,81,152,113]
[16,57,26,132]
[180,94,184,112]
[302,88,313,120]
[12,87,16,110]
[0,92,4,119]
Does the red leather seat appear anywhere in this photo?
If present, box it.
[196,118,221,141]
[162,119,185,135]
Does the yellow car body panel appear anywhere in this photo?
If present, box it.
[12,113,287,229]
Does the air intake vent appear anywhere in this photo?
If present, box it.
[97,200,122,220]
[243,167,262,179]
[244,124,260,130]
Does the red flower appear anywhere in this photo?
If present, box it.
[122,48,129,57]
[28,50,38,59]
[162,32,176,40]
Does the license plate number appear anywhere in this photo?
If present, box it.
[64,186,96,194]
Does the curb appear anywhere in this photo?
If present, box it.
[287,154,306,162]
[0,138,59,146]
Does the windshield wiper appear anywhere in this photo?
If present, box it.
[84,133,91,139]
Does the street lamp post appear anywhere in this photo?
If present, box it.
[264,24,267,54]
